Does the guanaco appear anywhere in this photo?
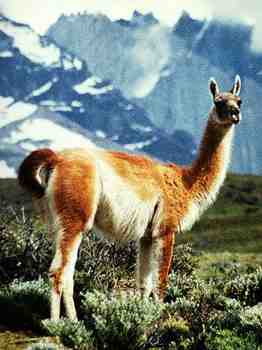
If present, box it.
[18,75,242,320]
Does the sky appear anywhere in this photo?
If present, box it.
[0,0,261,52]
[0,0,261,49]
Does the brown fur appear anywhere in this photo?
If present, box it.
[103,150,163,201]
[158,227,174,297]
[18,148,59,198]
[18,76,242,319]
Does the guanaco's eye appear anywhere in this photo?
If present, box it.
[215,99,224,108]
[237,99,242,107]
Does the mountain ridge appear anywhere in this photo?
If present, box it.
[47,11,262,175]
[0,15,195,177]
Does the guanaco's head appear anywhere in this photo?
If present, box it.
[209,75,242,126]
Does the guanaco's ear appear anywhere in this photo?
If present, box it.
[230,74,241,96]
[209,78,219,99]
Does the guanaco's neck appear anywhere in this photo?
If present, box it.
[184,110,234,200]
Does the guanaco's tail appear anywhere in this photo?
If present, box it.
[18,148,59,198]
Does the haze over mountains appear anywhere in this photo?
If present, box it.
[0,10,261,177]
[48,11,262,175]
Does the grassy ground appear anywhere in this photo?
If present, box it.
[0,326,64,350]
[176,173,262,277]
[1,173,262,276]
[0,174,262,349]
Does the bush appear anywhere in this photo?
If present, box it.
[0,206,136,293]
[172,244,199,276]
[26,342,62,350]
[0,207,52,284]
[166,244,202,301]
[2,206,262,350]
[146,315,193,349]
[0,278,50,330]
[42,319,93,350]
[239,303,262,339]
[224,268,262,305]
[75,234,136,293]
[205,329,259,350]
[81,290,164,349]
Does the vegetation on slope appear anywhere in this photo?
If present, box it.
[0,174,262,349]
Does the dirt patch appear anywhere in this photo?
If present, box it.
[0,325,65,350]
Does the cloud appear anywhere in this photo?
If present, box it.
[197,0,262,52]
[1,1,261,51]
[127,24,171,98]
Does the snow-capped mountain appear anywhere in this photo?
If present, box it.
[47,11,262,175]
[0,15,195,177]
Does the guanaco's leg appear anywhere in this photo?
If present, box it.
[62,233,83,320]
[48,158,99,320]
[137,200,171,298]
[157,230,175,299]
[49,227,83,320]
[137,226,174,300]
[137,235,162,297]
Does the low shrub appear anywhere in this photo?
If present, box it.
[0,207,52,284]
[2,205,262,350]
[42,319,93,350]
[0,206,136,292]
[224,268,262,305]
[81,290,164,349]
[0,279,50,329]
[172,244,199,277]
[205,329,259,350]
[75,235,136,293]
[26,342,62,350]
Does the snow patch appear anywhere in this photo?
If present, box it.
[74,58,82,70]
[111,135,119,141]
[84,76,103,87]
[63,58,74,70]
[95,130,106,138]
[124,137,157,151]
[73,76,112,95]
[0,20,61,67]
[20,141,36,151]
[131,123,152,132]
[71,100,82,107]
[30,81,53,97]
[0,50,13,58]
[125,104,134,111]
[50,105,72,112]
[4,118,96,150]
[40,100,57,106]
[0,96,14,108]
[63,56,82,71]
[86,85,113,95]
[0,101,37,128]
[0,160,16,178]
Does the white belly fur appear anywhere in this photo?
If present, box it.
[94,160,156,242]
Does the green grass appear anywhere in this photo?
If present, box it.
[1,174,262,349]
[2,173,262,269]
[176,173,262,273]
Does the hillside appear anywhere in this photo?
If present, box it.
[1,173,262,257]
[0,15,195,177]
[0,173,262,349]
